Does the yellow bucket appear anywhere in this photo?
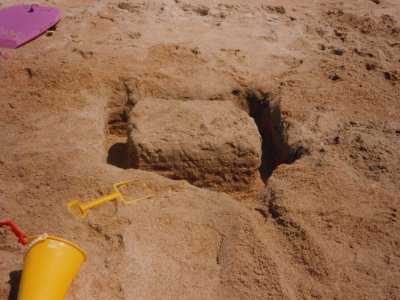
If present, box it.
[18,235,87,300]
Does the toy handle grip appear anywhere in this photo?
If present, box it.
[0,220,28,245]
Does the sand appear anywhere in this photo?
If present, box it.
[0,0,399,299]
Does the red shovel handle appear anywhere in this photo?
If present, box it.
[0,220,28,245]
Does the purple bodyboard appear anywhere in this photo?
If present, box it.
[0,4,61,49]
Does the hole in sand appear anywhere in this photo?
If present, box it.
[107,142,126,168]
[106,105,130,169]
[234,89,306,182]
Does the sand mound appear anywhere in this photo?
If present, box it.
[125,99,262,190]
[67,173,283,299]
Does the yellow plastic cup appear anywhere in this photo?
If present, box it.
[17,235,87,300]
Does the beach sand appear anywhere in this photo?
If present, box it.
[0,0,399,299]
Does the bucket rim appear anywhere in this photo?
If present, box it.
[27,235,88,261]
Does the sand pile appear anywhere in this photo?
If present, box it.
[125,99,262,190]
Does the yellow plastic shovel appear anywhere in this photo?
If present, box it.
[67,180,153,218]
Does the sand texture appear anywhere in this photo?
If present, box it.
[0,0,399,299]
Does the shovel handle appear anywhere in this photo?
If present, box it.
[82,191,121,210]
[66,191,121,218]
[0,220,28,245]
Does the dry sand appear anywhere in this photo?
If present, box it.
[0,0,399,299]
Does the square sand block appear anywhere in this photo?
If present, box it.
[125,99,262,190]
